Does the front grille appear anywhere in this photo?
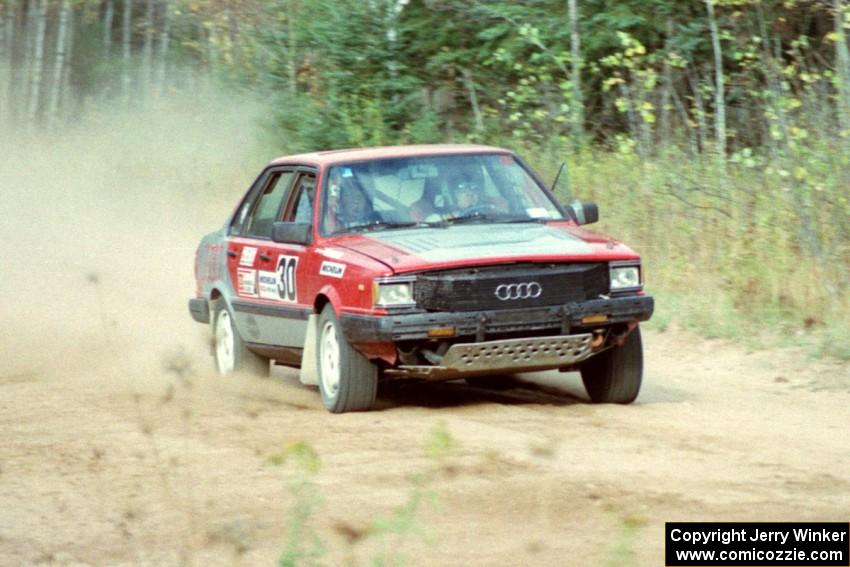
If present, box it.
[414,263,608,311]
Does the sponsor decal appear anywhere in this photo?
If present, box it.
[319,261,346,279]
[257,270,279,300]
[236,268,257,296]
[239,246,257,266]
[275,255,299,303]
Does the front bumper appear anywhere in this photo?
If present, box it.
[340,294,653,343]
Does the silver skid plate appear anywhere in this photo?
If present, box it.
[392,333,594,380]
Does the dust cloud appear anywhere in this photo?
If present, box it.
[0,88,270,380]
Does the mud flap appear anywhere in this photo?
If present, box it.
[299,313,319,385]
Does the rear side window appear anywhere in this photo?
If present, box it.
[243,172,294,238]
[285,174,316,224]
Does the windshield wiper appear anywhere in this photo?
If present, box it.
[333,220,447,235]
[444,213,501,224]
[446,213,546,225]
[495,216,549,224]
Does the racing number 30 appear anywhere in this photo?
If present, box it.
[276,255,298,302]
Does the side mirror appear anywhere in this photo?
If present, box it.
[569,201,599,225]
[271,222,312,245]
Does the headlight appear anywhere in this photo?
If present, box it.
[610,264,641,291]
[373,280,415,307]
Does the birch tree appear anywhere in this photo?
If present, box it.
[61,2,73,116]
[705,0,726,170]
[0,1,9,122]
[156,0,171,95]
[835,0,850,135]
[103,0,114,53]
[47,0,72,130]
[287,0,297,96]
[141,0,154,94]
[26,0,47,125]
[568,0,584,144]
[122,0,133,102]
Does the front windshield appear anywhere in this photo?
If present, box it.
[319,153,564,236]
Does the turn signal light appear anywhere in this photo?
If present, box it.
[427,326,456,338]
[581,313,609,325]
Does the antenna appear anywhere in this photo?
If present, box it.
[550,161,569,195]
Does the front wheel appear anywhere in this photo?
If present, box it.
[212,300,269,377]
[317,305,378,413]
[580,326,643,404]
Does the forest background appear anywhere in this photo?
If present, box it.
[2,0,849,358]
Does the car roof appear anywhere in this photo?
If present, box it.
[268,144,514,168]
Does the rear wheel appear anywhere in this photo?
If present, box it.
[212,300,269,377]
[580,326,643,404]
[317,304,378,413]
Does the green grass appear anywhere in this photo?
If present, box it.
[522,145,850,362]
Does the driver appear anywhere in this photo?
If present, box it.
[327,171,381,232]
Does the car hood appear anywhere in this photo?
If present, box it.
[332,221,639,274]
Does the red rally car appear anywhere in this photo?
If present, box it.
[189,144,654,413]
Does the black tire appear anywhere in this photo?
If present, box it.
[316,304,378,413]
[580,326,643,404]
[465,374,519,390]
[211,300,269,377]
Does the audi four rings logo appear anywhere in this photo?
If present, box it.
[494,282,543,301]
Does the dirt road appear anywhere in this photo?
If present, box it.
[2,108,849,567]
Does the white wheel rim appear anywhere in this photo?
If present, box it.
[320,320,341,397]
[215,310,236,375]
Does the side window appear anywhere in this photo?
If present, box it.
[243,171,295,238]
[285,173,316,224]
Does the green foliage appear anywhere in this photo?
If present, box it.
[271,424,458,567]
[271,442,325,567]
[603,515,646,567]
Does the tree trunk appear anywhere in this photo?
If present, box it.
[26,0,47,126]
[141,0,153,95]
[122,0,133,103]
[835,0,850,134]
[4,0,18,126]
[756,2,789,158]
[103,0,114,53]
[226,5,240,65]
[705,0,726,170]
[287,1,297,96]
[686,66,708,156]
[670,84,699,157]
[22,0,37,111]
[659,17,674,149]
[0,0,8,123]
[47,0,72,131]
[206,22,218,69]
[568,0,584,145]
[460,68,483,133]
[62,4,74,117]
[156,0,171,96]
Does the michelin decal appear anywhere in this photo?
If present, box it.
[319,261,346,279]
